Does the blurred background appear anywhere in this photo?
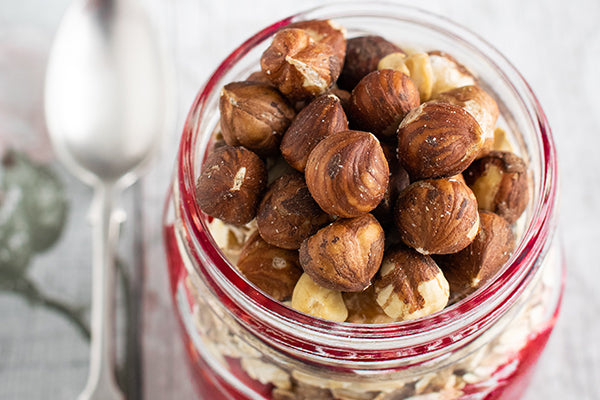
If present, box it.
[0,0,598,399]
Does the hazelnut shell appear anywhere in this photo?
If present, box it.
[237,232,303,301]
[195,145,267,226]
[349,69,420,138]
[435,210,516,300]
[463,150,529,223]
[397,102,483,179]
[338,35,404,90]
[219,81,296,156]
[280,94,348,172]
[261,28,342,101]
[299,213,385,292]
[373,245,449,320]
[394,178,480,255]
[305,130,389,218]
[257,173,331,249]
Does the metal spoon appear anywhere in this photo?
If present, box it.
[44,0,172,398]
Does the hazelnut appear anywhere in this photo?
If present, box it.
[379,52,435,102]
[493,127,514,152]
[397,102,484,179]
[256,173,331,250]
[299,214,385,292]
[261,28,342,101]
[305,130,389,218]
[291,273,348,322]
[432,85,499,156]
[287,19,347,61]
[463,150,529,223]
[372,142,410,225]
[343,286,396,324]
[246,70,273,85]
[237,232,303,301]
[338,35,404,90]
[373,245,449,320]
[377,52,410,76]
[280,94,348,172]
[349,69,420,138]
[196,145,267,225]
[327,86,351,113]
[428,50,476,98]
[394,178,480,255]
[435,210,515,300]
[219,81,296,156]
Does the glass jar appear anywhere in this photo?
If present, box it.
[163,3,563,399]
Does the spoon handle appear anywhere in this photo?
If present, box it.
[78,183,125,400]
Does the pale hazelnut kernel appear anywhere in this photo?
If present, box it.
[377,52,410,76]
[291,273,348,322]
[373,246,449,320]
[394,178,480,255]
[299,213,385,292]
[428,50,476,98]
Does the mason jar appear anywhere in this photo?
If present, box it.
[163,3,563,399]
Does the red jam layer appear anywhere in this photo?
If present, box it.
[164,224,560,400]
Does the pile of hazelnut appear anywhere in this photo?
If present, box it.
[195,19,529,324]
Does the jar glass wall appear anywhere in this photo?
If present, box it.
[163,3,562,399]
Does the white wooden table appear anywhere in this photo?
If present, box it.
[1,0,598,399]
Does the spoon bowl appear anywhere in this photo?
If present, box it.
[44,0,172,399]
[46,0,167,187]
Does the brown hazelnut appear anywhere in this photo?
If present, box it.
[237,231,303,301]
[349,69,420,138]
[463,150,529,223]
[435,210,516,300]
[219,81,296,156]
[397,102,484,179]
[338,35,404,90]
[343,286,396,324]
[432,85,499,156]
[196,145,267,225]
[428,50,476,98]
[327,86,351,113]
[260,28,342,101]
[299,213,385,292]
[256,173,331,250]
[373,245,449,320]
[305,130,389,218]
[246,70,273,85]
[287,19,347,62]
[394,178,480,255]
[280,94,349,172]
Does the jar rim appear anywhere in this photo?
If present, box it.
[175,1,558,364]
